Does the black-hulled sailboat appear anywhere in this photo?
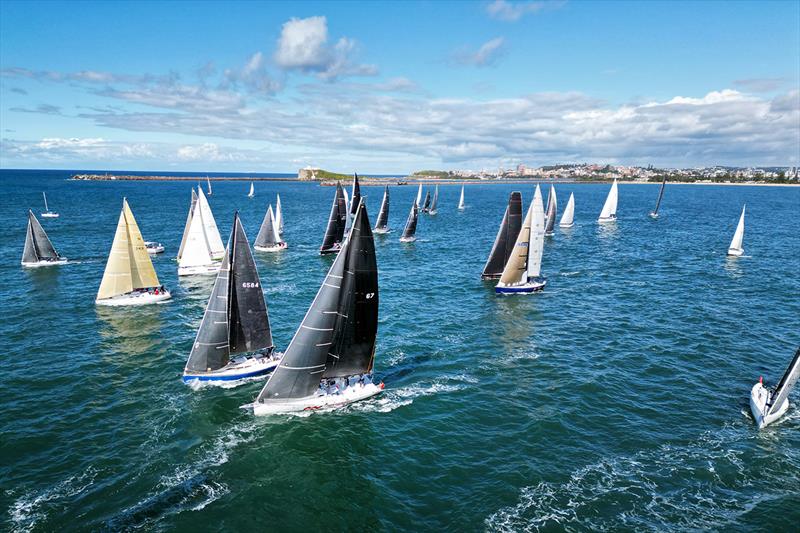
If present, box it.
[750,346,800,429]
[184,212,280,383]
[649,176,666,218]
[252,199,382,414]
[374,185,390,234]
[421,190,432,213]
[400,199,419,242]
[544,184,557,236]
[254,205,287,252]
[22,210,67,267]
[481,192,522,279]
[320,182,348,255]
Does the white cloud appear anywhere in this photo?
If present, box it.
[453,37,506,67]
[486,0,565,22]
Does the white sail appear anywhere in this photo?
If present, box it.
[458,186,465,210]
[275,194,284,234]
[248,182,255,197]
[728,205,746,254]
[196,188,225,259]
[598,179,618,221]
[415,184,423,207]
[343,188,351,229]
[270,206,282,244]
[43,192,49,211]
[179,198,216,270]
[206,176,212,195]
[560,193,575,227]
[177,188,198,261]
[527,185,546,278]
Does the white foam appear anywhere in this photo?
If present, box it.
[9,467,98,532]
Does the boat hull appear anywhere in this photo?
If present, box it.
[373,227,391,234]
[559,222,574,228]
[253,382,384,415]
[254,242,288,252]
[727,248,744,257]
[399,236,416,243]
[145,242,165,254]
[319,244,341,255]
[40,213,59,218]
[183,355,279,383]
[178,264,219,276]
[495,278,547,294]
[648,212,659,219]
[95,290,172,307]
[22,257,68,268]
[598,215,617,223]
[750,382,790,429]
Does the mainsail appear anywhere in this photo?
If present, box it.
[185,213,273,373]
[401,200,418,239]
[729,205,745,253]
[458,186,465,210]
[598,179,619,220]
[429,185,439,214]
[97,199,161,300]
[275,194,284,234]
[421,191,431,212]
[560,192,575,227]
[544,185,558,234]
[375,186,390,230]
[22,210,60,263]
[652,176,666,215]
[177,188,199,261]
[350,174,361,215]
[320,183,347,253]
[415,184,423,207]
[254,205,281,248]
[481,192,523,279]
[256,200,377,402]
[179,190,218,271]
[767,347,800,417]
[196,188,225,259]
[527,185,546,279]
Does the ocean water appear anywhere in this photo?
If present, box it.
[1,169,799,532]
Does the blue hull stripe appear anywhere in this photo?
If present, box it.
[183,365,276,382]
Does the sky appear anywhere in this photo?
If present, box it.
[0,0,798,173]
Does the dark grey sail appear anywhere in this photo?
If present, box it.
[401,200,418,239]
[324,202,378,377]
[481,192,522,279]
[185,213,272,373]
[257,202,377,402]
[421,191,431,213]
[544,188,557,235]
[652,176,666,215]
[350,173,361,216]
[254,205,278,248]
[320,183,347,254]
[768,346,800,416]
[375,186,389,230]
[22,210,60,263]
[429,185,438,213]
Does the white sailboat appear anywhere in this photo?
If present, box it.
[597,179,618,223]
[41,192,59,218]
[206,176,212,196]
[415,184,423,208]
[254,205,287,252]
[495,185,547,294]
[559,192,575,228]
[96,199,171,306]
[458,186,465,210]
[428,185,439,215]
[145,242,164,254]
[22,210,67,267]
[247,182,255,198]
[727,205,746,257]
[750,347,800,429]
[275,194,284,235]
[178,188,224,275]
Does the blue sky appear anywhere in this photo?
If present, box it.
[1,0,798,172]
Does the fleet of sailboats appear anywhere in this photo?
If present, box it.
[559,192,575,228]
[649,176,666,218]
[481,192,523,279]
[41,192,59,218]
[95,199,171,306]
[22,210,67,267]
[177,187,225,276]
[254,205,287,252]
[374,186,390,234]
[252,199,382,414]
[727,205,746,257]
[750,347,800,429]
[598,179,619,223]
[495,185,546,294]
[320,183,348,255]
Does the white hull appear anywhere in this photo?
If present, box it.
[184,354,280,383]
[145,242,165,254]
[96,289,172,307]
[495,278,547,294]
[648,212,659,219]
[254,242,288,252]
[41,212,59,218]
[253,382,384,415]
[750,382,790,429]
[400,236,416,243]
[373,227,391,234]
[22,257,68,268]
[178,263,219,276]
[598,215,617,223]
[727,247,744,257]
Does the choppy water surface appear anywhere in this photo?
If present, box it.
[1,170,799,531]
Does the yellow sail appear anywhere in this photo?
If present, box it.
[498,199,533,285]
[123,199,160,289]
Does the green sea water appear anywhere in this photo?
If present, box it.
[1,170,799,531]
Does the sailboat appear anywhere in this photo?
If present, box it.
[421,190,432,213]
[428,185,439,215]
[178,188,224,275]
[481,192,523,279]
[559,192,575,228]
[275,194,284,235]
[350,173,361,216]
[22,210,67,267]
[96,198,171,306]
[458,186,465,210]
[183,212,280,382]
[373,186,390,234]
[496,185,546,294]
[41,192,59,218]
[544,185,557,235]
[247,182,255,198]
[254,205,287,252]
[320,183,348,255]
[750,346,800,429]
[400,199,419,243]
[252,199,382,414]
[597,179,619,223]
[206,176,212,196]
[727,205,746,257]
[649,176,666,218]
[415,184,423,208]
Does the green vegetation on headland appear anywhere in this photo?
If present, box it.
[412,170,450,179]
[298,168,373,181]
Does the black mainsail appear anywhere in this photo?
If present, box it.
[375,186,390,231]
[185,213,273,373]
[544,185,557,235]
[421,190,432,213]
[22,210,61,263]
[481,192,522,279]
[320,183,348,254]
[652,176,666,216]
[256,200,378,402]
[401,200,418,240]
[350,173,361,216]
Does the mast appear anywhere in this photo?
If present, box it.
[652,176,666,215]
[22,210,60,263]
[481,192,523,279]
[350,173,361,215]
[559,193,575,227]
[375,186,389,230]
[401,200,418,239]
[320,183,347,253]
[458,186,465,210]
[257,200,376,402]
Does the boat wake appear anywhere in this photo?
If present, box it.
[559,271,580,277]
[185,373,271,390]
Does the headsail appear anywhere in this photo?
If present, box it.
[178,192,216,270]
[257,200,377,402]
[177,188,198,261]
[481,192,523,279]
[559,192,575,227]
[320,183,347,253]
[255,205,280,248]
[768,347,800,417]
[375,186,390,230]
[350,174,361,215]
[196,188,225,259]
[401,200,418,240]
[22,210,60,263]
[275,194,284,234]
[415,184,423,207]
[429,185,439,214]
[652,176,666,215]
[544,185,557,234]
[458,186,465,210]
[527,185,546,278]
[598,179,618,220]
[729,205,745,253]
